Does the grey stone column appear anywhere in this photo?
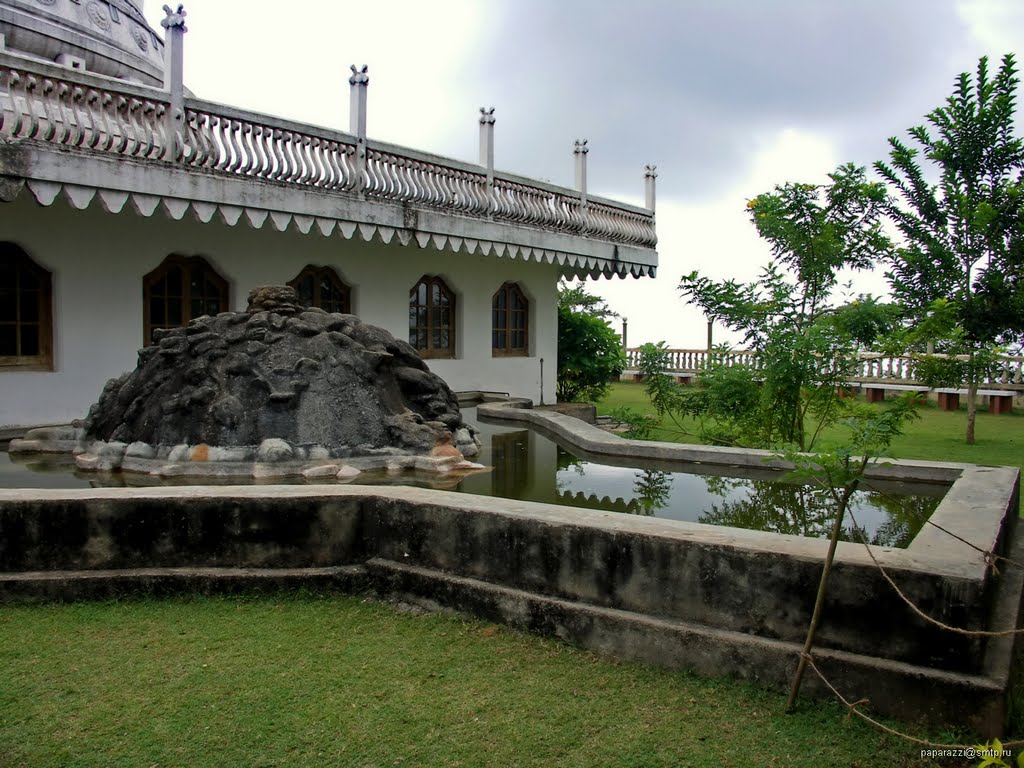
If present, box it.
[161,4,187,159]
[645,164,657,212]
[349,65,369,139]
[479,107,495,214]
[349,65,369,192]
[574,139,588,204]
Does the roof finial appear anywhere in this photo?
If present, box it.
[349,65,369,86]
[161,4,187,32]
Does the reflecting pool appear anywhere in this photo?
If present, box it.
[1,408,944,547]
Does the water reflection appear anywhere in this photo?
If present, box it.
[698,476,930,548]
[1,409,944,547]
[632,469,673,515]
[459,413,941,546]
[556,468,672,516]
[489,430,531,497]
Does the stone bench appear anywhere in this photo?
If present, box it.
[860,383,1016,414]
[620,370,696,385]
[859,383,928,404]
[933,388,1016,414]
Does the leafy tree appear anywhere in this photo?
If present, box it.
[829,294,902,349]
[556,281,625,403]
[663,164,891,451]
[641,165,924,714]
[874,53,1024,444]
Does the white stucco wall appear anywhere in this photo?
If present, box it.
[0,195,561,428]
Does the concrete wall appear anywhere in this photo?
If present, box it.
[0,195,561,427]
[0,458,1020,735]
[0,484,992,669]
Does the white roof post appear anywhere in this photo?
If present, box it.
[160,4,187,159]
[479,107,495,215]
[574,139,588,204]
[349,65,369,139]
[644,164,657,212]
[479,107,495,172]
[349,65,369,194]
[574,139,589,232]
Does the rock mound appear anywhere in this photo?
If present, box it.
[83,286,479,460]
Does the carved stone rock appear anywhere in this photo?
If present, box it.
[82,286,478,460]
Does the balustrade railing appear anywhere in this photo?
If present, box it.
[492,176,583,230]
[0,60,172,160]
[182,100,362,192]
[0,55,656,248]
[624,348,1024,390]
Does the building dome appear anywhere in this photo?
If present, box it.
[0,0,165,86]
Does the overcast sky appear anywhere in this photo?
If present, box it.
[142,0,1024,348]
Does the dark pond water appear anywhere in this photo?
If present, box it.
[1,409,945,548]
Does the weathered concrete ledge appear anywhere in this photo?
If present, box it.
[1,565,368,602]
[0,468,1020,735]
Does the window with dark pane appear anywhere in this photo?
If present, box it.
[409,275,455,358]
[142,255,228,344]
[287,265,351,314]
[0,244,53,370]
[491,282,528,356]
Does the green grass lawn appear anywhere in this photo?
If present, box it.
[0,594,957,768]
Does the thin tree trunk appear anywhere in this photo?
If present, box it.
[966,380,978,445]
[786,482,855,713]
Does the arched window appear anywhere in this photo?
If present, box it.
[143,255,228,344]
[409,275,455,358]
[0,244,53,370]
[492,282,529,356]
[287,265,352,313]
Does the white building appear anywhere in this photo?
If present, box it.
[0,1,658,429]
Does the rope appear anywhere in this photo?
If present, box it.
[921,517,1024,576]
[799,652,1024,748]
[846,506,1024,638]
[790,500,1024,749]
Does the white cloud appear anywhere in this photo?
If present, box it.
[595,128,840,349]
[144,1,487,151]
[955,0,1024,54]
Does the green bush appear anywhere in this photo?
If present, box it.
[556,283,624,403]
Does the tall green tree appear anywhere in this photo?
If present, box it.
[874,53,1024,444]
[667,164,891,451]
[556,281,625,403]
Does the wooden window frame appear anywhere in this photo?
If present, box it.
[0,244,53,371]
[409,275,456,359]
[287,264,352,314]
[491,281,529,357]
[143,254,228,345]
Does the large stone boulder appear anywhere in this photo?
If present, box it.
[82,286,478,461]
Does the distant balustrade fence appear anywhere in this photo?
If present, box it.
[0,56,656,248]
[624,348,1024,391]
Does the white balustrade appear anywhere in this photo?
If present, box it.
[0,62,172,160]
[0,55,657,249]
[624,348,1024,391]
